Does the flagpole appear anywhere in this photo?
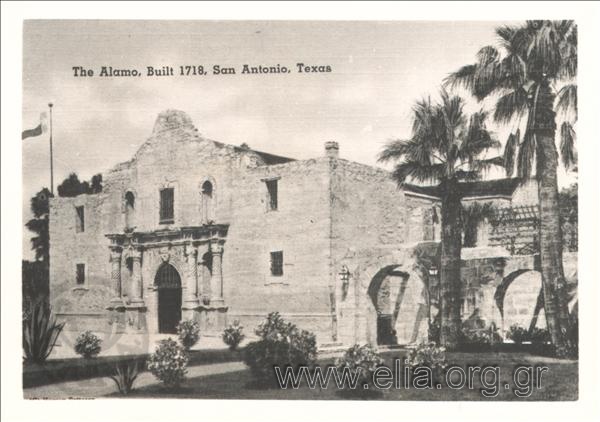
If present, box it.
[49,103,54,195]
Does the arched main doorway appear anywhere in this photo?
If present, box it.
[368,266,429,345]
[155,263,182,334]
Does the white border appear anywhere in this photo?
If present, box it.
[2,2,600,422]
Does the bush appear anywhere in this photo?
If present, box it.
[74,331,102,358]
[23,301,65,364]
[335,344,383,390]
[529,327,551,345]
[147,338,189,388]
[222,320,245,351]
[109,361,139,395]
[460,322,502,351]
[506,324,529,345]
[406,341,447,370]
[243,312,317,385]
[177,320,200,350]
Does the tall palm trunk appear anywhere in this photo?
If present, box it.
[439,179,462,349]
[534,81,573,357]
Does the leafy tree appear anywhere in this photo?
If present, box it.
[57,172,103,197]
[24,188,53,309]
[25,188,53,263]
[446,20,577,356]
[379,90,502,348]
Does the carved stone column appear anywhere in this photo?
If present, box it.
[129,248,144,305]
[210,242,224,305]
[182,244,200,321]
[109,247,123,302]
[107,246,126,333]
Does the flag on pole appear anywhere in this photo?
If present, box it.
[22,112,48,140]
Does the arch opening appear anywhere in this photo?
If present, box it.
[367,265,428,346]
[154,263,182,334]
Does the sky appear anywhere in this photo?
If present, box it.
[21,20,577,259]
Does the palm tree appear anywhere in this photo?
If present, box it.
[446,20,577,357]
[379,90,502,348]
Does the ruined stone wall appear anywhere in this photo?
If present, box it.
[329,160,436,344]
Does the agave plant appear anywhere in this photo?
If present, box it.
[110,361,140,395]
[23,301,65,364]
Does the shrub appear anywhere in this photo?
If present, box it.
[243,312,317,385]
[110,361,139,395]
[335,344,383,390]
[529,327,551,345]
[176,320,200,350]
[222,320,245,351]
[74,331,102,358]
[406,341,447,371]
[147,338,189,388]
[506,324,529,345]
[23,301,65,364]
[460,322,502,351]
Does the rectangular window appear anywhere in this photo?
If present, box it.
[159,188,174,223]
[266,179,278,211]
[76,263,85,285]
[75,206,85,233]
[270,251,283,276]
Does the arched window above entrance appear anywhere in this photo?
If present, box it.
[200,179,215,224]
[124,191,136,229]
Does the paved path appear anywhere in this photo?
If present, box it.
[24,361,247,399]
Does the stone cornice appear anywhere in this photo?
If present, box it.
[106,224,229,249]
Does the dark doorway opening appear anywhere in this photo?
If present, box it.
[377,315,396,345]
[155,263,182,334]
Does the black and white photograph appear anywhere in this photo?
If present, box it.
[2,2,600,422]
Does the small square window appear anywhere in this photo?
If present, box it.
[270,251,283,276]
[76,263,85,285]
[266,179,278,211]
[159,188,174,223]
[75,206,85,233]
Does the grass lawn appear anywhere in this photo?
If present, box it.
[107,351,577,401]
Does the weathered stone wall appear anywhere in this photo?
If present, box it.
[224,158,334,341]
[49,110,336,342]
[49,193,113,332]
[329,160,436,345]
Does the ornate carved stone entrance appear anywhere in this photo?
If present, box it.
[106,224,229,335]
[155,263,182,334]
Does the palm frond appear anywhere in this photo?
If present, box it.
[556,83,577,118]
[493,87,528,124]
[469,156,505,175]
[477,46,500,65]
[455,169,480,181]
[444,64,476,90]
[378,138,434,165]
[560,121,577,170]
[503,129,520,177]
[378,139,412,163]
[391,161,446,186]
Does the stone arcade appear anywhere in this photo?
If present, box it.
[49,110,570,349]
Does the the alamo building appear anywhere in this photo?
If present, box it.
[49,110,573,349]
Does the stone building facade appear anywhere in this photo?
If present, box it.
[49,110,557,348]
